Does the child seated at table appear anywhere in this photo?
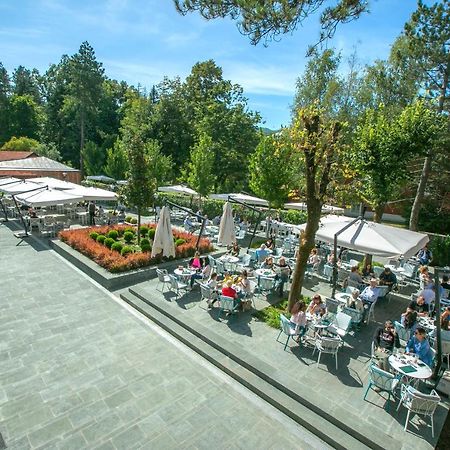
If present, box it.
[260,256,274,271]
[289,300,307,342]
[307,295,326,316]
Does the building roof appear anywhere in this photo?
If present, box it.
[0,151,37,162]
[0,156,79,172]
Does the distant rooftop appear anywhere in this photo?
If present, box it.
[0,156,78,172]
[0,151,37,162]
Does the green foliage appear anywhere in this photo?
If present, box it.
[280,209,307,225]
[253,300,289,329]
[89,231,99,240]
[140,244,151,253]
[175,238,186,246]
[183,132,216,197]
[130,218,137,224]
[111,241,123,253]
[1,136,39,151]
[96,234,106,244]
[249,132,300,208]
[139,225,149,236]
[104,140,128,180]
[428,235,450,267]
[140,238,150,246]
[107,229,119,240]
[125,216,133,223]
[123,231,134,243]
[82,140,106,176]
[9,95,42,140]
[120,245,133,256]
[148,228,156,240]
[104,237,115,249]
[34,142,61,161]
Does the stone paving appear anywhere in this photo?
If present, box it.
[0,222,329,450]
[120,270,450,449]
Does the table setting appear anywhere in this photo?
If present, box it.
[388,353,432,381]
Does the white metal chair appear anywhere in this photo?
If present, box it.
[200,283,217,305]
[394,321,411,347]
[364,364,400,412]
[313,334,343,370]
[218,295,239,318]
[257,276,276,296]
[156,269,171,292]
[168,275,188,298]
[366,299,378,324]
[373,266,384,278]
[341,306,363,329]
[276,314,301,351]
[236,229,246,241]
[325,297,340,315]
[322,264,333,282]
[396,384,441,437]
[327,312,352,338]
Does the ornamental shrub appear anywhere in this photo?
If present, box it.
[139,225,149,236]
[104,237,115,249]
[175,238,186,246]
[125,216,133,223]
[124,231,134,243]
[111,242,123,253]
[130,218,137,224]
[141,244,151,253]
[148,228,156,240]
[124,227,135,235]
[107,230,119,240]
[121,245,133,256]
[141,238,150,246]
[96,235,106,244]
[89,231,99,240]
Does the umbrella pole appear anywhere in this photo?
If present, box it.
[12,195,29,235]
[195,219,206,250]
[0,195,8,222]
[433,269,443,380]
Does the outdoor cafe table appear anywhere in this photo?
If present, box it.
[335,292,351,306]
[255,268,276,278]
[306,313,330,334]
[418,316,436,333]
[388,354,432,384]
[218,255,239,264]
[174,267,196,282]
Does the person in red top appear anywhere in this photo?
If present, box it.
[222,280,238,299]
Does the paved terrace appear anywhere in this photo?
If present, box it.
[119,271,449,450]
[0,222,329,450]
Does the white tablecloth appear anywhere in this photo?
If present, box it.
[388,354,432,380]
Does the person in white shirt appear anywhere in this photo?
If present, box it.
[359,279,380,304]
[419,286,436,305]
[206,273,219,308]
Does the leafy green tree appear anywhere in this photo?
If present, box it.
[288,105,344,310]
[12,66,42,104]
[1,136,39,151]
[104,141,129,180]
[350,102,446,222]
[9,94,42,140]
[249,132,300,208]
[34,142,61,161]
[183,132,217,197]
[81,141,106,176]
[0,62,11,145]
[65,42,105,175]
[175,0,368,48]
[392,1,449,230]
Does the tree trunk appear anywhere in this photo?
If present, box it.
[409,71,448,231]
[288,200,322,312]
[79,108,85,179]
[373,204,385,223]
[137,207,141,245]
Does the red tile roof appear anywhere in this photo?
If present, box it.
[0,151,37,162]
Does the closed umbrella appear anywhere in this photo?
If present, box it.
[151,206,176,258]
[218,201,236,246]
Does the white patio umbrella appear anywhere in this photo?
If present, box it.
[66,185,117,201]
[158,185,199,196]
[284,202,345,214]
[151,206,176,258]
[0,180,45,195]
[86,175,116,184]
[297,215,429,258]
[0,177,21,186]
[27,177,79,190]
[15,188,83,207]
[210,192,269,207]
[218,201,236,246]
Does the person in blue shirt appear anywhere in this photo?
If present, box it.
[406,327,433,367]
[417,245,432,266]
[255,244,269,263]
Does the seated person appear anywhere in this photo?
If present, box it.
[441,275,450,291]
[441,307,450,331]
[275,257,291,297]
[419,265,433,289]
[373,320,400,371]
[221,280,241,312]
[307,248,320,269]
[265,237,275,250]
[184,216,194,232]
[206,273,220,308]
[417,245,432,266]
[28,208,38,218]
[401,306,418,331]
[212,215,221,226]
[227,242,240,257]
[419,285,436,305]
[307,294,326,316]
[190,257,211,288]
[348,266,364,286]
[255,244,269,263]
[362,263,374,278]
[379,267,397,291]
[189,251,202,270]
[260,256,274,271]
[409,295,429,316]
[359,279,380,305]
[239,270,252,297]
[327,252,336,265]
[346,289,364,312]
[289,300,307,340]
[406,327,433,366]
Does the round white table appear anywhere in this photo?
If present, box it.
[174,268,196,280]
[388,354,432,380]
[418,316,436,333]
[218,255,239,264]
[255,268,276,278]
[335,293,351,305]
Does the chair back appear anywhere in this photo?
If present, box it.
[219,295,235,312]
[317,336,342,353]
[200,284,213,301]
[442,289,450,300]
[346,286,359,295]
[280,314,292,335]
[156,269,168,283]
[169,275,179,289]
[403,263,417,279]
[377,285,389,298]
[341,307,363,325]
[373,266,384,278]
[259,276,275,291]
[216,260,226,275]
[405,386,440,415]
[430,347,437,365]
[208,255,216,268]
[248,279,257,294]
[349,259,359,267]
[241,254,251,266]
[325,298,340,314]
[274,247,283,257]
[334,312,352,332]
[369,364,397,391]
[394,321,410,344]
[347,278,361,289]
[236,229,246,240]
[323,264,333,280]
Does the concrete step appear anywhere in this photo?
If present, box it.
[121,288,396,450]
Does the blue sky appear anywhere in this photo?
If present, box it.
[0,0,422,129]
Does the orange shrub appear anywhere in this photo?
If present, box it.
[59,223,214,273]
